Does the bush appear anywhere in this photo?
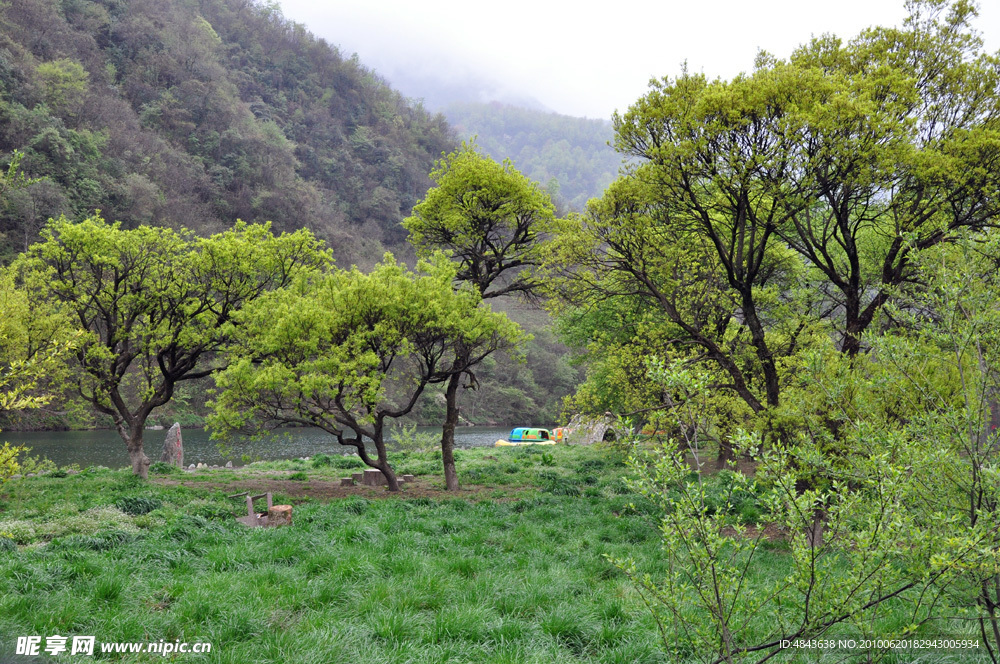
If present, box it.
[288,471,308,481]
[0,533,16,552]
[331,455,364,469]
[115,496,162,516]
[149,461,182,475]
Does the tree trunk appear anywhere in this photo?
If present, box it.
[127,430,150,480]
[441,372,461,491]
[715,437,735,470]
[371,429,401,491]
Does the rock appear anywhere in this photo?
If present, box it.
[225,461,233,468]
[26,473,36,477]
[340,477,355,486]
[211,465,219,469]
[159,423,183,467]
[188,464,195,470]
[266,505,293,527]
[10,474,21,480]
[66,469,79,475]
[362,469,387,486]
[196,462,206,469]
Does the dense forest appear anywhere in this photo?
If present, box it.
[443,102,620,210]
[0,0,454,262]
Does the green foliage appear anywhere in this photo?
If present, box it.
[443,102,619,210]
[405,142,555,299]
[114,496,162,516]
[546,0,1000,438]
[0,0,454,259]
[211,255,523,487]
[19,214,329,477]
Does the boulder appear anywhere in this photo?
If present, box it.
[159,423,183,467]
[225,461,233,468]
[266,505,293,527]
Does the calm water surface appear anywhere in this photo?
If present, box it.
[3,426,515,469]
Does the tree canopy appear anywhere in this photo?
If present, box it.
[210,255,522,490]
[19,214,329,477]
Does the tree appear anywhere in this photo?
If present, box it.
[0,268,73,482]
[20,215,329,478]
[210,255,522,491]
[547,0,1000,441]
[405,143,553,489]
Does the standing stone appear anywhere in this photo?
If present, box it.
[159,423,184,467]
[225,461,233,468]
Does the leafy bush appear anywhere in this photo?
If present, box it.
[288,471,308,481]
[149,462,182,475]
[115,496,162,516]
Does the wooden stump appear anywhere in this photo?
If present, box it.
[266,505,293,527]
[362,469,386,486]
[340,477,355,487]
[402,474,416,482]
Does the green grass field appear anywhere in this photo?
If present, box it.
[0,446,991,663]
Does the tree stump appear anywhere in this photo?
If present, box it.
[362,469,386,486]
[266,505,292,527]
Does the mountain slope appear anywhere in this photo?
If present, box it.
[0,0,454,260]
[443,101,621,211]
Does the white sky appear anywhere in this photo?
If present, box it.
[277,0,1000,120]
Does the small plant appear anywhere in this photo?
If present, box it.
[0,531,16,552]
[390,423,438,453]
[540,452,555,466]
[115,496,162,516]
[288,471,308,481]
[149,461,182,475]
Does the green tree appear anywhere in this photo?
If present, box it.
[210,255,522,491]
[548,0,1000,437]
[20,215,329,478]
[405,143,552,489]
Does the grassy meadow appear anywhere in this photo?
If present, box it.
[0,445,988,663]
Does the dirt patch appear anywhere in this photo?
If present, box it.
[151,474,526,502]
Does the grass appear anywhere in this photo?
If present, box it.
[0,445,991,663]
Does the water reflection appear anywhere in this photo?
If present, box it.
[2,426,513,469]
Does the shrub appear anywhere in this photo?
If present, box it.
[115,496,162,515]
[149,461,182,475]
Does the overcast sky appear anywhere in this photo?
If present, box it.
[277,0,1000,120]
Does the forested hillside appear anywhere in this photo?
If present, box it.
[443,102,620,210]
[0,0,454,261]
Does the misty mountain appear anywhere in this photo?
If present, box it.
[442,101,621,211]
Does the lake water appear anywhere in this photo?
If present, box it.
[2,426,516,469]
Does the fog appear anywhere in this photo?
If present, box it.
[278,0,1000,120]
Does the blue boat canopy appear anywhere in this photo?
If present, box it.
[509,428,552,441]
